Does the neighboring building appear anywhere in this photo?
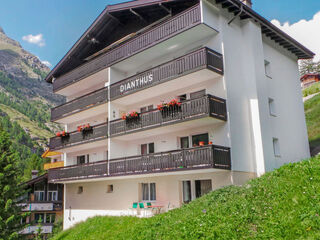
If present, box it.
[300,73,320,88]
[44,0,313,229]
[20,170,63,237]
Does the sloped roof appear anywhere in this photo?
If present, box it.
[45,0,198,83]
[45,0,314,83]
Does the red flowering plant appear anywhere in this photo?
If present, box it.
[77,124,92,134]
[122,111,140,123]
[56,130,70,138]
[158,98,182,117]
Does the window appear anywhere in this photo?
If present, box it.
[48,191,58,201]
[190,89,205,99]
[264,60,271,77]
[78,186,83,194]
[77,155,86,165]
[140,105,153,113]
[141,143,154,155]
[107,185,113,193]
[273,138,281,157]
[141,183,156,201]
[268,98,276,116]
[34,191,45,201]
[180,137,189,149]
[46,213,56,223]
[178,94,187,102]
[192,133,209,147]
[48,184,58,201]
[35,213,45,223]
[182,181,191,203]
[195,180,212,198]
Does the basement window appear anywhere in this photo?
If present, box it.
[77,186,83,194]
[273,138,281,157]
[107,185,113,193]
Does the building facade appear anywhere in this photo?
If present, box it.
[45,0,313,229]
[20,171,63,237]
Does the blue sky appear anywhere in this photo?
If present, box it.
[0,0,319,68]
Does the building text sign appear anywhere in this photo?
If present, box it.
[120,72,153,94]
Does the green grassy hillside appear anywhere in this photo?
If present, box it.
[305,93,320,150]
[52,156,320,240]
[303,82,320,97]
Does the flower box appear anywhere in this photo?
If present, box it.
[122,111,140,124]
[157,98,182,118]
[77,124,93,134]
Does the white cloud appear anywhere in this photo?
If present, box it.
[41,60,52,67]
[271,12,320,61]
[22,33,45,47]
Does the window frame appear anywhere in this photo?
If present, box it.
[141,183,156,202]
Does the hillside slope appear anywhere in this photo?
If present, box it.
[0,26,64,181]
[305,93,320,154]
[52,156,320,240]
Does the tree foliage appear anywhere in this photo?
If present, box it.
[299,59,320,76]
[0,127,25,240]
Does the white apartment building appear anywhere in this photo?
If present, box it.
[44,0,314,229]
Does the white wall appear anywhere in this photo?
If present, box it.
[63,170,255,229]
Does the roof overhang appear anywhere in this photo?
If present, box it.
[45,0,199,83]
[45,0,314,83]
[214,0,314,59]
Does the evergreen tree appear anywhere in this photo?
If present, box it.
[0,127,25,239]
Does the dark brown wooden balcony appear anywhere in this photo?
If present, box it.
[110,47,223,100]
[51,87,108,121]
[53,4,202,92]
[48,145,231,182]
[110,95,227,137]
[49,123,108,150]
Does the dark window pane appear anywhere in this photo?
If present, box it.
[180,137,189,149]
[148,105,153,111]
[77,155,85,165]
[178,94,187,101]
[195,180,212,198]
[183,181,191,203]
[149,143,154,154]
[192,133,209,147]
[140,107,147,113]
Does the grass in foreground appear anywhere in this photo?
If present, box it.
[303,82,320,97]
[305,93,320,149]
[52,156,320,240]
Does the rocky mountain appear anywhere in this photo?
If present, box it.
[0,26,64,181]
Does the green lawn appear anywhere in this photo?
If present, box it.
[305,94,320,149]
[303,82,320,97]
[52,156,320,240]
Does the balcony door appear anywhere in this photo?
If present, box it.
[195,180,212,198]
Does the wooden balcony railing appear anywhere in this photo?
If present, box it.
[48,145,231,182]
[110,47,223,100]
[51,87,108,121]
[49,123,108,150]
[48,160,108,182]
[53,4,201,92]
[110,95,227,137]
[44,161,64,170]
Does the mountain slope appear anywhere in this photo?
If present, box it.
[52,156,320,240]
[0,26,64,181]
